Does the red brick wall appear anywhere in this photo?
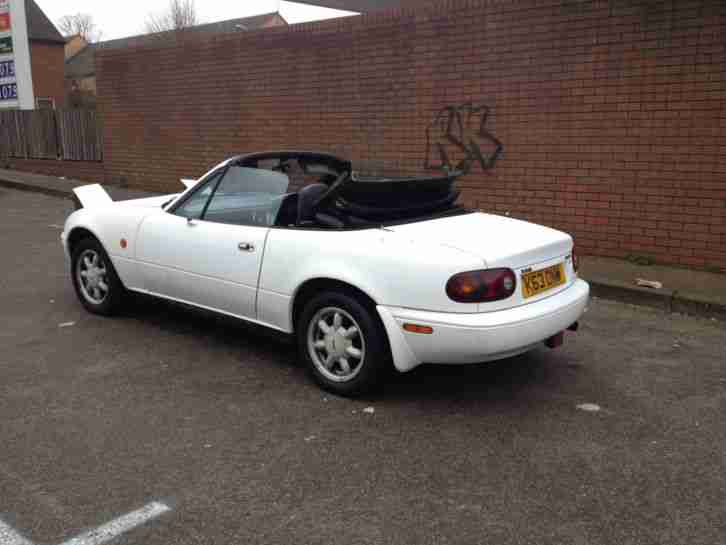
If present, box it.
[30,42,66,108]
[4,158,106,183]
[96,0,726,269]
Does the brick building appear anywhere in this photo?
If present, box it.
[64,34,86,60]
[25,0,65,108]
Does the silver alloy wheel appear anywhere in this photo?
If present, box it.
[76,249,109,305]
[307,307,366,383]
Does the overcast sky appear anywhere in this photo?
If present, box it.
[36,0,357,40]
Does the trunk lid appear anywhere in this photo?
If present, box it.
[386,212,576,312]
[386,212,572,269]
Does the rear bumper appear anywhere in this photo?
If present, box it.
[377,279,589,372]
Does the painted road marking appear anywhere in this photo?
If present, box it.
[0,501,171,545]
[0,519,34,545]
[59,501,171,545]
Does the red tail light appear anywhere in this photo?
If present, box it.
[446,268,517,303]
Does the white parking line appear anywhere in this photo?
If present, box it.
[576,403,601,412]
[0,501,171,545]
[59,502,171,545]
[0,519,34,545]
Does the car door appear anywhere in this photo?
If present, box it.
[135,165,289,320]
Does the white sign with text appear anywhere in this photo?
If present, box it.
[0,0,34,109]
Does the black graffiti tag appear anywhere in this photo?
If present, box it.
[425,103,503,175]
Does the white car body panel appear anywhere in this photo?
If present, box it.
[258,226,485,331]
[378,279,589,371]
[135,213,268,319]
[73,184,113,208]
[62,169,589,373]
[386,213,572,269]
[377,214,578,313]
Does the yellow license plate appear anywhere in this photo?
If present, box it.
[522,263,566,299]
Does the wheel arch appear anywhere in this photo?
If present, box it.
[287,276,421,375]
[66,225,128,289]
[67,225,104,256]
[290,277,380,334]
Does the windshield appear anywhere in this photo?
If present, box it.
[171,166,292,227]
[218,167,290,196]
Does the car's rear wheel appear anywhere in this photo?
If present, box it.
[71,237,125,315]
[297,291,390,396]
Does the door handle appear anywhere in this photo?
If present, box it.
[238,242,255,252]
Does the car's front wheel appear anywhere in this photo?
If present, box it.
[297,291,390,396]
[71,237,125,315]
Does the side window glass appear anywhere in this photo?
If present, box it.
[202,166,290,226]
[172,174,219,219]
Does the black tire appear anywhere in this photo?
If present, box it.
[297,290,391,397]
[70,237,125,316]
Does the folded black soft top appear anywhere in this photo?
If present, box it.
[233,150,465,224]
[346,170,461,203]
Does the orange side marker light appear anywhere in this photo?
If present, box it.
[403,323,434,335]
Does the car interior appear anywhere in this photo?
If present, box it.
[171,151,465,230]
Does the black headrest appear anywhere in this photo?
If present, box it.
[297,183,329,225]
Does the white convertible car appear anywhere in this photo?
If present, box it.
[62,151,589,396]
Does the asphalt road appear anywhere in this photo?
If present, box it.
[1,187,725,545]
